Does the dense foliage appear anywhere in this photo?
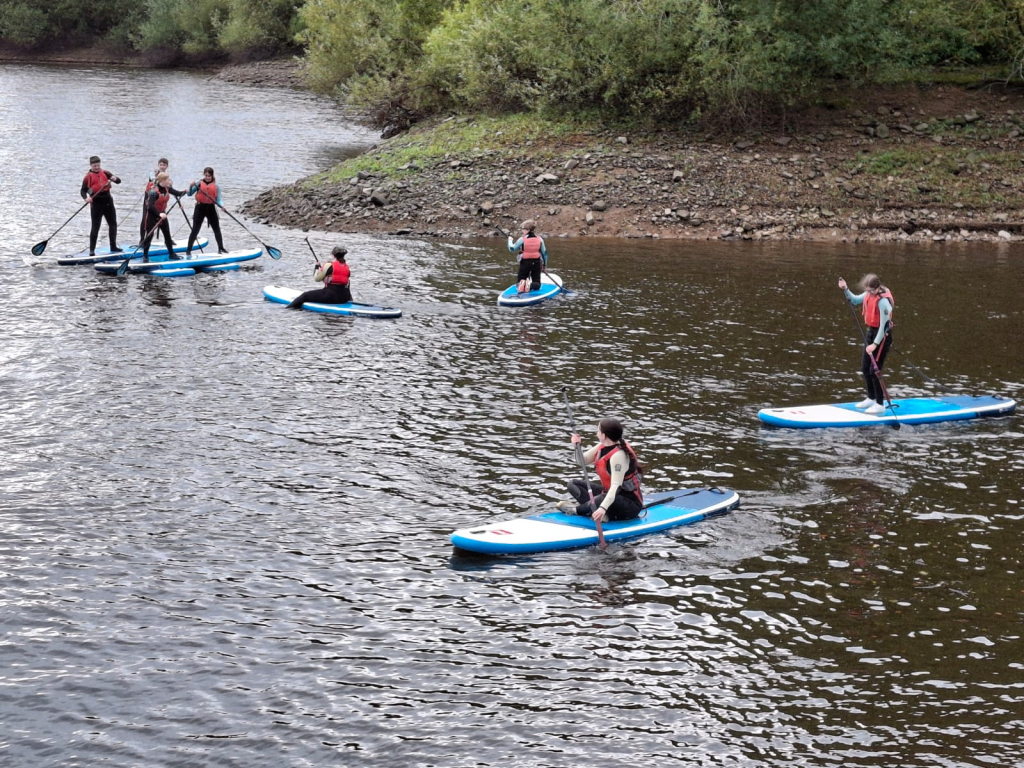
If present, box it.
[0,0,303,60]
[3,0,1024,122]
[300,0,1024,124]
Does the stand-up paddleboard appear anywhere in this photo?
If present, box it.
[263,285,402,319]
[758,395,1016,429]
[58,238,208,265]
[497,271,563,307]
[149,267,196,277]
[94,247,262,275]
[451,487,740,555]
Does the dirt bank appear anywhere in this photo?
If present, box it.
[244,83,1024,245]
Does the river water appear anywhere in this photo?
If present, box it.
[2,65,1023,768]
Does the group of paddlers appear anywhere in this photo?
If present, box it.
[80,155,228,262]
[80,160,896,522]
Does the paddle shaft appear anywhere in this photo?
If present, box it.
[561,387,606,548]
[31,181,112,256]
[303,237,321,266]
[116,196,185,275]
[216,202,281,259]
[175,198,203,253]
[839,281,900,430]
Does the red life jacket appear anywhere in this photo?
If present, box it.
[863,288,895,328]
[151,186,170,213]
[195,180,218,205]
[84,170,111,196]
[326,260,350,285]
[594,443,643,503]
[521,234,543,260]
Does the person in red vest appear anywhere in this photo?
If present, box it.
[288,246,353,308]
[507,219,548,293]
[140,157,169,242]
[140,172,185,262]
[80,155,122,256]
[186,167,228,255]
[555,418,645,523]
[839,273,895,415]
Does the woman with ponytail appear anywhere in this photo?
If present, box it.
[556,418,645,523]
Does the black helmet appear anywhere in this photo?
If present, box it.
[331,246,348,259]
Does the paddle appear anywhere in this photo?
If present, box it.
[30,181,111,257]
[176,196,204,255]
[115,196,186,276]
[303,236,321,266]
[839,278,900,431]
[561,386,606,549]
[215,202,282,259]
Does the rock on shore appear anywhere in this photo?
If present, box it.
[244,84,1024,245]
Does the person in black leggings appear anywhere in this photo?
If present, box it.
[141,172,185,262]
[80,155,121,256]
[839,273,895,415]
[288,246,353,308]
[186,167,227,255]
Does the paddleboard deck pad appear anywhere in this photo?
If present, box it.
[758,395,1016,428]
[58,238,208,265]
[263,285,402,318]
[450,487,740,555]
[497,271,563,306]
[94,247,261,275]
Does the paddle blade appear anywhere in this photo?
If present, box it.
[115,259,131,276]
[31,240,47,256]
[267,245,283,260]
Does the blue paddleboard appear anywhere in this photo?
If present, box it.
[93,247,261,275]
[758,395,1016,428]
[58,238,208,265]
[450,488,740,555]
[497,271,563,306]
[263,285,402,319]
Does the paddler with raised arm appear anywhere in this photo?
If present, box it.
[839,273,895,415]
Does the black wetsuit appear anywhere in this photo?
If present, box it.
[141,185,184,261]
[80,171,120,254]
[288,262,352,308]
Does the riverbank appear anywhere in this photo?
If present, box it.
[244,82,1024,244]
[0,44,307,88]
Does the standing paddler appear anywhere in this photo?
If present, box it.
[80,155,122,257]
[839,273,895,415]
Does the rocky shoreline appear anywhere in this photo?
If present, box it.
[4,49,1020,243]
[243,84,1024,245]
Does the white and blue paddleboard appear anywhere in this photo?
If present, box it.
[94,247,261,275]
[58,238,208,265]
[497,271,563,307]
[450,487,740,555]
[263,285,402,319]
[758,395,1016,429]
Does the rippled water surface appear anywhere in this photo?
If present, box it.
[2,65,1023,768]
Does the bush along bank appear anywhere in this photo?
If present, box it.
[243,84,1024,244]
